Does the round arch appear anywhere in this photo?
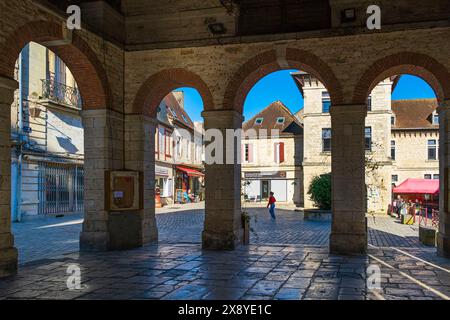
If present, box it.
[223,48,344,113]
[131,68,214,117]
[0,21,112,110]
[353,52,450,104]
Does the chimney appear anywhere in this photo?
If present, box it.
[172,91,185,109]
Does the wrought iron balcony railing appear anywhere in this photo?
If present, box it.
[41,78,82,109]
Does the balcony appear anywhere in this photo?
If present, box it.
[41,79,82,110]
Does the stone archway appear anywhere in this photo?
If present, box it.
[223,48,343,112]
[130,68,219,248]
[132,68,214,117]
[0,21,112,110]
[0,21,114,277]
[353,52,450,105]
[353,52,450,258]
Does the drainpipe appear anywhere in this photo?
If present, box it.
[14,52,23,222]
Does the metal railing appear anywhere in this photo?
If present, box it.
[41,78,82,109]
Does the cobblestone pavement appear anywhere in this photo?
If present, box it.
[12,205,430,264]
[5,206,449,300]
[0,243,449,300]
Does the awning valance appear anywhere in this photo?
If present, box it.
[176,166,204,177]
[393,178,439,195]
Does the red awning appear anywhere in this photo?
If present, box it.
[393,178,439,195]
[176,166,204,177]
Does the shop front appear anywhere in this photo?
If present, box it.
[155,164,173,206]
[243,171,291,203]
[175,166,204,203]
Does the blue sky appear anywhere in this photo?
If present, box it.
[177,72,436,122]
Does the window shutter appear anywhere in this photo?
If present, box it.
[248,144,253,163]
[274,143,278,163]
[279,142,285,163]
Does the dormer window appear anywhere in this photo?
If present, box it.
[182,114,189,124]
[391,116,396,126]
[168,107,178,119]
[432,111,439,125]
[367,95,372,111]
[255,118,264,125]
[276,117,285,124]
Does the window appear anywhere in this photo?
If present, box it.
[365,127,372,151]
[432,112,439,125]
[424,174,432,180]
[274,142,285,164]
[255,118,264,125]
[392,175,398,183]
[391,116,396,126]
[367,95,372,111]
[428,139,437,160]
[391,140,396,161]
[276,117,285,124]
[168,107,178,119]
[322,92,331,113]
[244,144,253,163]
[158,127,165,155]
[182,114,189,124]
[322,128,331,152]
[433,174,439,180]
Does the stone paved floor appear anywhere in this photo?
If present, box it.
[12,205,428,264]
[4,205,449,300]
[0,243,449,300]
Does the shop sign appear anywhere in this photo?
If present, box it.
[244,171,287,179]
[155,165,169,177]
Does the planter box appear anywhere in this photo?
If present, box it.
[304,209,332,221]
[419,225,437,246]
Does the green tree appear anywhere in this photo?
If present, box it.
[308,173,332,210]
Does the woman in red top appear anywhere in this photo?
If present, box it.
[267,192,276,220]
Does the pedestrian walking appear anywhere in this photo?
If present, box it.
[267,192,276,220]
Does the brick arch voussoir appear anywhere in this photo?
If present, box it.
[132,68,214,117]
[353,52,450,104]
[0,20,112,110]
[223,49,344,113]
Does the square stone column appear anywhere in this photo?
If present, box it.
[80,109,124,251]
[438,99,450,258]
[329,104,368,255]
[122,114,158,248]
[0,76,18,278]
[202,110,244,250]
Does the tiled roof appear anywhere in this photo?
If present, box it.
[162,93,194,130]
[392,99,438,130]
[243,101,303,136]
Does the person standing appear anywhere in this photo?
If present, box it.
[267,192,276,220]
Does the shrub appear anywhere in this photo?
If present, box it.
[307,173,331,210]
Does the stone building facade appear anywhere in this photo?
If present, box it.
[155,92,204,206]
[11,41,84,220]
[293,73,440,214]
[242,101,303,206]
[293,73,393,214]
[1,0,450,277]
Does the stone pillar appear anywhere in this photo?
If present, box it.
[438,99,450,258]
[122,114,158,248]
[329,104,368,255]
[0,76,18,277]
[80,109,124,251]
[202,110,244,250]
